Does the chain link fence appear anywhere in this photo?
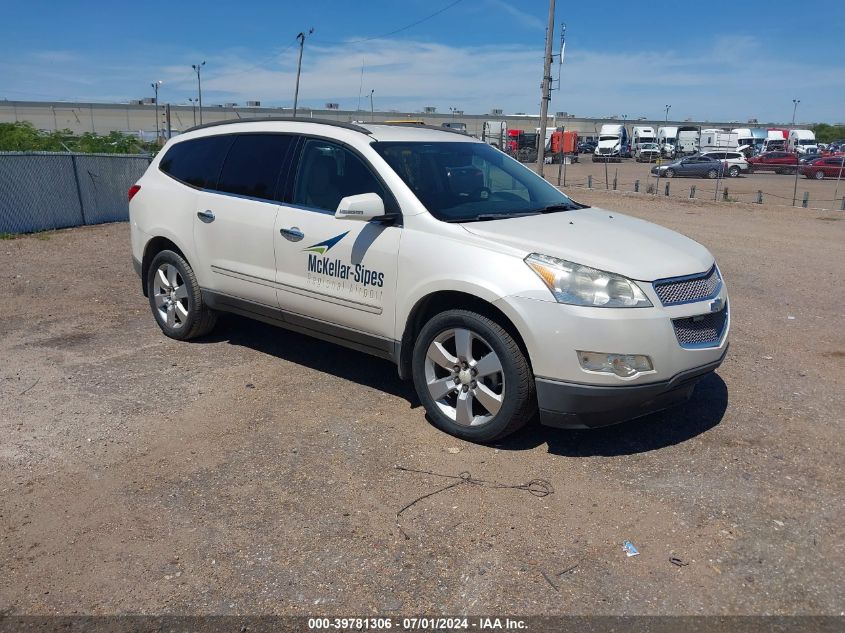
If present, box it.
[0,152,151,234]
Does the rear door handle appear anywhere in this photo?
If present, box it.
[280,227,304,241]
[197,210,215,223]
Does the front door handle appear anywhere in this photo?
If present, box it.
[280,227,304,241]
[197,210,215,223]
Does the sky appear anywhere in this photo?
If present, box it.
[1,0,844,124]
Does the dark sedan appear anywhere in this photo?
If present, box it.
[650,156,727,179]
[577,141,596,154]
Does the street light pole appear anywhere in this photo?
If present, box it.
[665,104,671,125]
[151,80,162,144]
[791,99,801,206]
[293,28,314,118]
[369,89,375,121]
[192,62,206,124]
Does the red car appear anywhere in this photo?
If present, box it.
[747,151,799,174]
[800,156,845,180]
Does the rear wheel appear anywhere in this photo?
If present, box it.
[729,166,740,177]
[147,250,217,340]
[707,169,718,179]
[412,310,535,442]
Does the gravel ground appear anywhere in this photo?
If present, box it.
[1,194,843,616]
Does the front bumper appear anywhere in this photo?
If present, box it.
[536,347,727,429]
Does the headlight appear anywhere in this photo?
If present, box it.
[525,254,652,308]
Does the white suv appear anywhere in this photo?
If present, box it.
[701,151,749,177]
[129,119,729,442]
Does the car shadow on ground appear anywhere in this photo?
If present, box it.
[200,314,421,406]
[497,372,729,457]
[200,315,728,457]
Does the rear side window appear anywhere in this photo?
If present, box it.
[159,135,233,189]
[217,134,295,201]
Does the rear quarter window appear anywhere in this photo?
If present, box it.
[159,135,234,189]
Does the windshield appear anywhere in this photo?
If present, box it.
[798,139,815,145]
[641,143,658,150]
[599,135,618,141]
[373,141,581,222]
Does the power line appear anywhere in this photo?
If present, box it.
[319,0,466,46]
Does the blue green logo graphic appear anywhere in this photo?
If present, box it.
[303,231,349,255]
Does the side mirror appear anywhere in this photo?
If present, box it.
[335,192,385,221]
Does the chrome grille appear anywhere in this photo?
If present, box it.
[672,306,728,348]
[654,266,721,306]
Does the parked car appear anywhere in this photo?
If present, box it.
[798,153,823,165]
[800,156,845,179]
[635,143,661,162]
[577,141,596,154]
[650,155,727,179]
[701,151,749,177]
[128,118,729,442]
[746,151,799,174]
[441,122,467,134]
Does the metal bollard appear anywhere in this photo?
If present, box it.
[588,175,592,189]
[756,190,763,204]
[689,185,696,199]
[802,192,809,208]
[722,187,729,201]
[613,176,617,191]
[634,179,640,193]
[841,197,844,211]
[664,182,670,196]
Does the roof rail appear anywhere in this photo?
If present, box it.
[182,116,371,135]
[373,121,468,136]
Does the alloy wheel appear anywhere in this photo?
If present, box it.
[152,263,189,329]
[424,328,505,427]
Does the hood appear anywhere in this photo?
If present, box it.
[597,139,621,148]
[460,208,713,281]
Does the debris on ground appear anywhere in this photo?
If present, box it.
[622,540,640,557]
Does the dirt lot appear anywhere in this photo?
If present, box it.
[547,157,845,210]
[1,193,843,616]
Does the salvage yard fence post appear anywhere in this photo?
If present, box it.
[664,182,670,197]
[0,151,152,234]
[802,192,809,208]
[756,190,763,204]
[722,187,729,201]
[841,197,845,211]
[634,179,639,193]
[689,185,695,199]
[587,175,592,189]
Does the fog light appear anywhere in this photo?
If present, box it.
[577,351,654,378]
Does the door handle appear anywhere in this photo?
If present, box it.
[197,210,215,223]
[280,227,304,241]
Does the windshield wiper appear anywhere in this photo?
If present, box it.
[535,203,580,213]
[459,211,541,222]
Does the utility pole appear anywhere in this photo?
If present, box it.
[192,61,205,124]
[535,0,556,177]
[791,99,801,206]
[151,80,162,144]
[293,28,314,118]
[369,89,375,121]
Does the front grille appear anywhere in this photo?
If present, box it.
[672,306,728,348]
[654,266,721,306]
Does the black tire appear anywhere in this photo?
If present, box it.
[665,169,675,178]
[729,166,740,177]
[412,310,536,443]
[814,170,825,180]
[707,169,718,179]
[146,249,217,341]
[775,169,783,174]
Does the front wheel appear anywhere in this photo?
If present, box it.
[814,170,825,180]
[729,166,740,177]
[412,310,536,442]
[665,169,675,178]
[147,250,217,340]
